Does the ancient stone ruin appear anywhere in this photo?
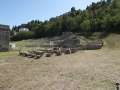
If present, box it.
[19,32,104,59]
[0,24,10,51]
[50,32,80,48]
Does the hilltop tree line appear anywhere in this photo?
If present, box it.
[11,0,120,41]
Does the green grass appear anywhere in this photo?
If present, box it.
[13,33,120,50]
[14,38,50,52]
[103,33,120,48]
[15,39,49,47]
[0,51,18,59]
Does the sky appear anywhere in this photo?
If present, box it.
[0,0,100,27]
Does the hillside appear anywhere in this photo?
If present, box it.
[103,33,120,48]
[11,0,120,41]
[13,33,120,51]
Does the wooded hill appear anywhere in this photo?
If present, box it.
[11,0,120,41]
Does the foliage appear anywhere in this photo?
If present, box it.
[11,31,34,41]
[11,0,120,41]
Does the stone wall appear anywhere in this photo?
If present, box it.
[0,25,10,51]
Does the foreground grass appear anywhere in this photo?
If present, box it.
[0,48,119,90]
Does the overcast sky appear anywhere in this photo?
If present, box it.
[0,0,100,27]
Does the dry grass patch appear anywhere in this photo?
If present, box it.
[0,48,120,90]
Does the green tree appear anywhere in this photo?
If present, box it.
[80,19,91,36]
[11,31,34,41]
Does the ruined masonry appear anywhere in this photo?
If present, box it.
[0,24,10,51]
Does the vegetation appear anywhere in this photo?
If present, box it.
[0,51,17,59]
[11,0,120,41]
[11,31,34,41]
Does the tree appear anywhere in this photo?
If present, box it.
[70,7,76,16]
[80,19,91,36]
[11,31,34,41]
[11,0,120,41]
[107,0,112,4]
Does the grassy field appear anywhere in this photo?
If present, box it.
[0,51,18,59]
[0,34,120,90]
[15,38,49,48]
[14,33,120,49]
[103,33,120,49]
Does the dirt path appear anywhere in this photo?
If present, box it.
[0,48,120,90]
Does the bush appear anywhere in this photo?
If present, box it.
[11,31,34,41]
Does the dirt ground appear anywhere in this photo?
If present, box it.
[0,48,120,90]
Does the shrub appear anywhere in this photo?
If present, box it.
[11,31,34,41]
